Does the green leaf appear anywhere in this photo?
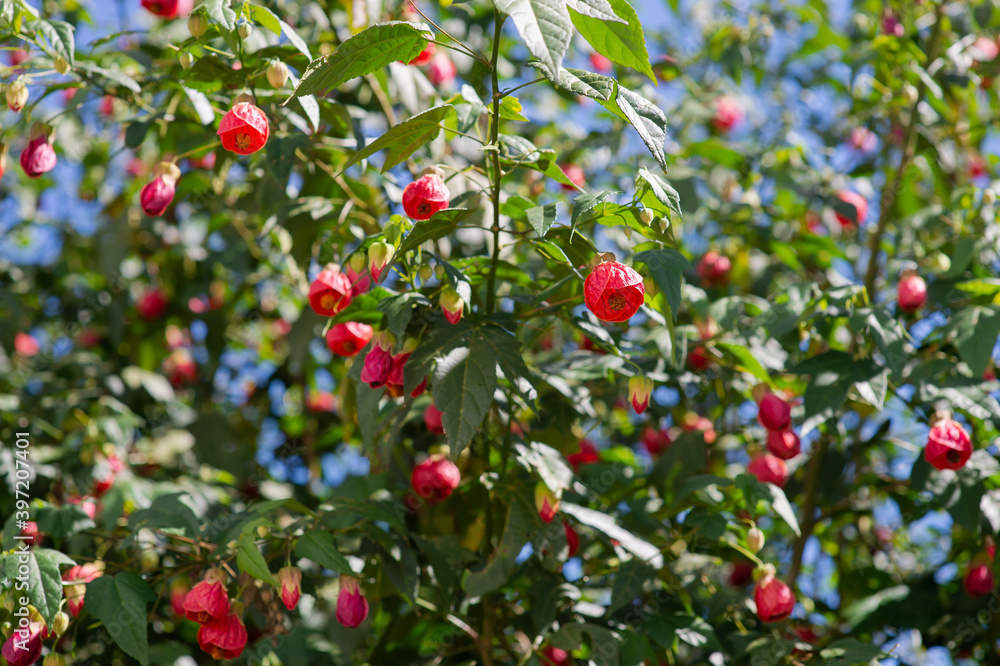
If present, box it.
[355,379,381,451]
[464,493,535,596]
[266,133,309,187]
[291,22,431,97]
[565,0,627,23]
[28,19,74,65]
[248,4,280,34]
[480,325,537,402]
[571,190,620,227]
[396,206,471,255]
[951,306,1000,379]
[85,573,157,666]
[294,531,353,574]
[378,292,432,342]
[527,203,559,237]
[714,342,771,383]
[515,441,574,494]
[820,639,891,664]
[237,534,278,586]
[609,559,656,612]
[343,104,454,172]
[607,85,668,173]
[127,494,200,538]
[676,475,734,502]
[494,0,573,76]
[561,503,663,567]
[531,63,618,102]
[280,19,312,59]
[763,483,800,536]
[635,168,682,219]
[76,61,141,93]
[182,85,215,125]
[2,549,69,626]
[124,114,161,149]
[569,0,655,83]
[328,496,408,534]
[498,96,529,121]
[634,249,688,320]
[842,586,909,630]
[34,503,95,543]
[196,0,236,31]
[433,331,500,457]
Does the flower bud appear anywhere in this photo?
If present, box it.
[267,60,290,88]
[347,252,366,275]
[929,252,950,274]
[360,335,394,389]
[367,241,393,283]
[49,612,70,638]
[411,454,461,503]
[424,404,445,434]
[336,576,369,628]
[440,286,464,325]
[757,392,791,431]
[140,162,181,216]
[535,482,559,524]
[20,123,57,178]
[179,51,194,69]
[697,250,732,287]
[964,564,995,597]
[0,142,8,180]
[53,56,70,74]
[766,428,800,460]
[6,78,28,112]
[897,270,927,312]
[418,264,434,283]
[140,550,159,571]
[639,208,655,226]
[747,527,765,554]
[628,376,653,414]
[237,21,253,39]
[189,13,208,38]
[277,566,302,611]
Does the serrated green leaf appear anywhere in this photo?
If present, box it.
[527,203,559,237]
[636,168,682,219]
[569,0,655,83]
[249,4,280,34]
[396,207,471,255]
[378,292,432,342]
[564,0,627,23]
[433,332,499,457]
[28,19,74,65]
[85,573,156,666]
[294,530,353,573]
[292,22,430,97]
[3,549,67,626]
[561,502,662,567]
[343,104,454,172]
[237,534,278,585]
[494,0,573,75]
[280,19,312,59]
[634,248,688,320]
[608,85,668,173]
[464,492,535,596]
[715,342,771,383]
[609,559,656,612]
[531,63,618,102]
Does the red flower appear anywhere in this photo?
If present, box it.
[20,131,57,179]
[402,173,450,220]
[67,495,98,519]
[183,570,231,624]
[541,646,571,666]
[386,352,427,398]
[729,561,754,587]
[628,376,653,414]
[345,262,371,297]
[217,99,269,155]
[766,429,800,460]
[834,190,868,227]
[696,250,732,287]
[140,162,181,216]
[559,164,586,191]
[411,454,461,503]
[440,286,464,325]
[681,413,717,443]
[535,482,559,523]
[757,392,791,431]
[142,0,193,19]
[427,53,457,86]
[63,562,104,617]
[197,610,247,660]
[924,418,972,471]
[589,52,613,74]
[20,520,43,546]
[1,622,43,666]
[754,574,795,622]
[14,332,39,357]
[712,96,744,132]
[326,322,373,357]
[566,439,599,470]
[424,404,445,435]
[564,521,579,558]
[305,391,336,413]
[641,426,672,457]
[308,267,353,317]
[897,271,927,312]
[408,41,436,66]
[964,564,994,597]
[277,566,302,611]
[688,345,711,371]
[336,576,369,628]
[360,342,393,389]
[137,288,168,320]
[583,261,644,322]
[748,454,789,488]
[189,151,216,170]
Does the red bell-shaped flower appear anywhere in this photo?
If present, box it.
[20,125,57,179]
[308,267,353,317]
[142,0,193,19]
[197,610,247,660]
[566,439,599,471]
[564,521,579,558]
[584,261,644,322]
[408,41,435,66]
[1,621,43,666]
[423,404,445,434]
[535,482,559,523]
[541,645,571,666]
[697,250,732,287]
[712,95,744,132]
[897,270,927,312]
[336,576,369,628]
[360,339,393,389]
[137,288,168,320]
[411,454,461,503]
[628,376,653,414]
[183,569,231,624]
[766,429,801,460]
[964,563,995,598]
[326,322,373,357]
[217,97,269,155]
[748,454,789,488]
[924,418,972,471]
[641,426,672,457]
[140,162,181,216]
[402,173,450,220]
[757,392,792,431]
[277,566,302,611]
[754,573,795,623]
[63,561,104,617]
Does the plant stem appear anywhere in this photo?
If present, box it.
[485,11,505,315]
[788,436,828,586]
[862,1,945,298]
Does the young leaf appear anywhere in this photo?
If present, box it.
[569,0,656,83]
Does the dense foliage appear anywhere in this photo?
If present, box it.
[2,0,1000,664]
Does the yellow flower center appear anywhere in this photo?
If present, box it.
[607,293,627,311]
[235,131,252,150]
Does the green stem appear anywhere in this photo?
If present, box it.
[485,11,505,315]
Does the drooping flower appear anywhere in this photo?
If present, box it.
[411,454,461,503]
[712,95,744,132]
[1,621,44,666]
[277,566,302,611]
[183,569,231,624]
[440,286,464,324]
[559,163,586,192]
[641,426,672,457]
[360,336,394,389]
[336,576,369,628]
[964,563,995,597]
[766,429,801,460]
[142,0,194,19]
[424,404,445,435]
[583,261,644,322]
[63,561,104,617]
[897,270,927,312]
[696,250,732,287]
[6,77,27,112]
[137,288,168,320]
[757,392,792,431]
[564,521,579,558]
[20,124,57,179]
[326,322,373,357]
[541,645,571,666]
[367,241,393,283]
[754,573,795,623]
[427,53,457,86]
[402,173,450,220]
[748,454,789,488]
[217,96,269,155]
[924,417,973,471]
[408,41,436,66]
[535,482,559,523]
[308,267,353,317]
[197,610,247,660]
[140,162,181,216]
[566,439,599,470]
[628,375,653,414]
